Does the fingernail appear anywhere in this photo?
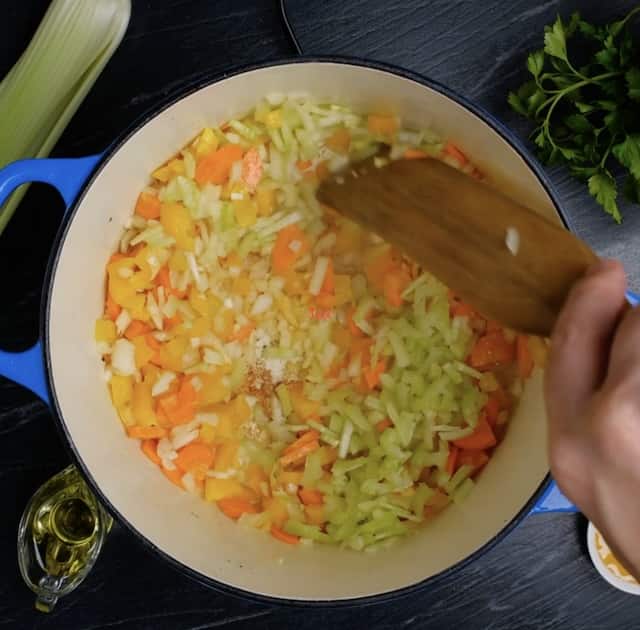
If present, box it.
[586,259,620,276]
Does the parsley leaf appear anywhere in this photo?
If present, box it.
[626,67,640,101]
[613,135,640,180]
[509,6,640,221]
[588,172,620,222]
[544,16,568,61]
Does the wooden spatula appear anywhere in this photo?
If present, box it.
[317,157,597,336]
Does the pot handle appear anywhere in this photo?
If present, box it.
[0,156,101,403]
[530,479,578,514]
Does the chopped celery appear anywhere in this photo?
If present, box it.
[302,451,323,488]
[284,520,331,543]
[445,464,474,495]
[452,478,475,504]
[275,383,292,417]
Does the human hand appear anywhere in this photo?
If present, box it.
[546,259,640,579]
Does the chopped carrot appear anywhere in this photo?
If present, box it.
[154,266,171,291]
[349,337,373,365]
[135,191,161,219]
[125,320,153,340]
[325,127,351,154]
[108,252,127,264]
[452,416,496,450]
[141,439,161,465]
[363,359,386,390]
[450,299,476,318]
[298,488,324,505]
[320,258,335,294]
[347,307,364,337]
[127,425,168,439]
[161,465,184,489]
[279,440,320,467]
[158,378,197,426]
[195,143,244,185]
[228,321,255,342]
[315,293,337,309]
[383,268,411,308]
[367,114,398,138]
[145,333,161,350]
[516,334,534,379]
[272,224,310,274]
[403,148,428,160]
[296,159,312,171]
[446,445,459,476]
[468,331,515,371]
[145,334,162,366]
[283,430,320,455]
[175,442,215,476]
[442,141,468,166]
[164,313,182,329]
[105,293,122,321]
[457,449,490,475]
[241,147,263,191]
[375,418,393,432]
[270,525,299,545]
[217,497,260,520]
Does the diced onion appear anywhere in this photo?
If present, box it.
[308,256,329,296]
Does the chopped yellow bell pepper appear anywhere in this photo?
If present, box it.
[169,249,188,272]
[132,336,154,369]
[198,370,230,406]
[264,496,289,528]
[188,288,210,318]
[141,364,161,386]
[214,440,240,469]
[245,464,269,497]
[158,336,189,371]
[204,477,254,502]
[117,404,135,427]
[232,274,252,296]
[265,109,282,129]
[160,202,194,251]
[221,181,247,201]
[95,318,117,344]
[233,198,257,227]
[213,308,234,339]
[110,374,133,407]
[131,382,157,426]
[194,127,219,158]
[255,184,276,216]
[199,422,217,444]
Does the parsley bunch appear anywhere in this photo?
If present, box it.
[509,7,640,222]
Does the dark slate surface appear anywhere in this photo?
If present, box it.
[0,1,638,628]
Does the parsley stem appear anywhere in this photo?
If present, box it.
[539,71,622,151]
[535,70,623,118]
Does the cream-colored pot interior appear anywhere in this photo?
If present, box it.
[48,61,554,601]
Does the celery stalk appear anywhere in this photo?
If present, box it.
[0,0,131,233]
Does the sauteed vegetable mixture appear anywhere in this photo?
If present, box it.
[95,95,546,550]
